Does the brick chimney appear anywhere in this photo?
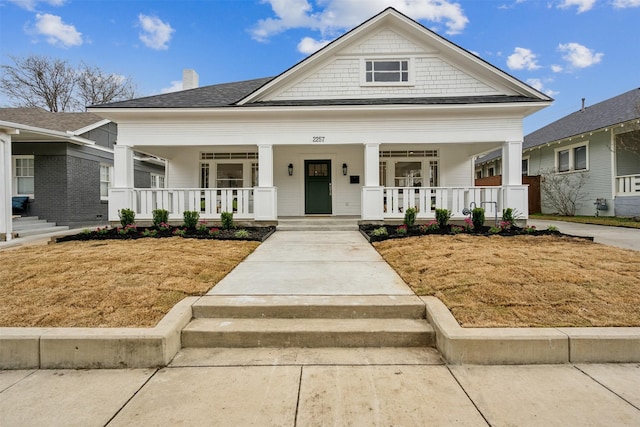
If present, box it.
[182,69,199,90]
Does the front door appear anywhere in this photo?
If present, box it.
[305,160,332,214]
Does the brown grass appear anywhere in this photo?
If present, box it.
[374,234,640,328]
[0,238,259,328]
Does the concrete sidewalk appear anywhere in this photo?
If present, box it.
[527,219,640,251]
[2,356,639,426]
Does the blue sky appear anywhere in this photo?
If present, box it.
[1,0,638,133]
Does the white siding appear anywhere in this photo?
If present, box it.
[344,29,426,55]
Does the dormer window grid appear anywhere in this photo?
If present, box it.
[361,58,413,86]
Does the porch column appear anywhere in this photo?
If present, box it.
[501,140,528,218]
[0,131,13,241]
[254,144,277,220]
[362,143,384,220]
[109,144,135,221]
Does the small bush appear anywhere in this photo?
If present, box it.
[403,207,417,227]
[372,227,388,237]
[152,209,169,227]
[208,227,220,237]
[118,208,135,227]
[547,225,559,232]
[172,228,186,237]
[396,224,408,235]
[418,221,438,234]
[234,229,249,238]
[489,226,501,234]
[221,211,234,230]
[502,208,515,224]
[183,211,200,229]
[118,224,137,235]
[471,207,485,231]
[196,220,208,232]
[141,229,158,237]
[435,209,451,230]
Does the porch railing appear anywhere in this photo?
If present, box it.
[383,186,507,219]
[616,174,640,195]
[133,188,254,220]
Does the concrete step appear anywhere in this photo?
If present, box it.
[15,225,70,237]
[277,217,359,231]
[12,216,40,223]
[181,318,434,348]
[12,220,53,231]
[192,295,426,319]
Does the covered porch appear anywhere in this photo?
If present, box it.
[109,140,528,224]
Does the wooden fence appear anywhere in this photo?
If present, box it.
[474,175,541,214]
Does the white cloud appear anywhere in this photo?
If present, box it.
[251,0,470,44]
[506,47,540,70]
[7,0,65,11]
[558,42,603,68]
[138,14,174,50]
[557,0,596,13]
[32,13,82,48]
[297,37,331,54]
[161,80,183,94]
[551,64,564,73]
[613,0,640,7]
[527,78,558,98]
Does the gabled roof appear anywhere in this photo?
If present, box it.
[0,107,107,133]
[93,7,550,111]
[523,87,640,149]
[94,77,273,109]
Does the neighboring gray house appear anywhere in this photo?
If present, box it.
[0,108,165,239]
[476,88,640,217]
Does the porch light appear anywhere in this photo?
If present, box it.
[288,163,293,176]
[342,163,348,176]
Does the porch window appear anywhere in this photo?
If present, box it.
[394,161,422,187]
[488,167,495,177]
[14,156,34,196]
[200,163,210,188]
[364,59,411,84]
[251,163,259,187]
[216,163,243,188]
[379,162,387,186]
[429,161,439,187]
[100,164,112,200]
[150,173,165,188]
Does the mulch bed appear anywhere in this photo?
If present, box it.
[56,225,276,243]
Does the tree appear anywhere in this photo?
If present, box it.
[0,55,137,112]
[76,62,137,107]
[540,169,589,216]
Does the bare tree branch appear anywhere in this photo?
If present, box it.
[540,169,589,216]
[76,62,137,107]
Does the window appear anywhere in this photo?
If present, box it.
[429,161,439,187]
[364,59,411,84]
[476,170,483,179]
[555,142,588,173]
[150,174,165,188]
[251,163,259,187]
[379,162,387,186]
[522,158,529,176]
[216,163,243,188]
[488,167,495,177]
[394,161,422,187]
[307,162,328,177]
[100,164,112,200]
[14,156,34,196]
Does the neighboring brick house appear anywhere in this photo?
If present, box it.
[476,88,640,217]
[90,8,551,225]
[0,108,165,239]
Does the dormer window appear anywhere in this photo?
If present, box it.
[362,59,412,85]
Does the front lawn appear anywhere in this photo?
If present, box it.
[530,214,640,229]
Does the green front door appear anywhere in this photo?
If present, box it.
[305,160,332,214]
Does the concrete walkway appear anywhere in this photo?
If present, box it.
[2,359,639,426]
[528,219,640,251]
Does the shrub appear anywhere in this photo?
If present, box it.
[540,168,589,216]
[435,209,451,230]
[372,226,388,237]
[234,229,249,238]
[523,225,536,234]
[141,229,158,237]
[221,211,234,230]
[152,209,169,227]
[450,225,465,234]
[172,228,186,237]
[403,207,417,227]
[196,220,208,232]
[471,207,485,231]
[488,226,501,234]
[502,208,515,225]
[118,208,135,227]
[418,221,439,234]
[118,224,137,235]
[183,211,200,229]
[396,224,408,235]
[208,227,220,237]
[547,225,559,232]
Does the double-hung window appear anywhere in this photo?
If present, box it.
[150,174,165,188]
[556,142,588,173]
[363,59,411,85]
[100,164,112,200]
[13,156,34,196]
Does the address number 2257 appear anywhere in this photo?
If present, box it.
[312,136,325,143]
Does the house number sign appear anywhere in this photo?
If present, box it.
[312,136,325,143]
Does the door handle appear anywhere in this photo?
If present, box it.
[329,182,332,197]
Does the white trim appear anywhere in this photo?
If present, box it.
[554,140,589,173]
[0,120,95,146]
[72,119,111,136]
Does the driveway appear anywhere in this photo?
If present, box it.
[528,219,640,251]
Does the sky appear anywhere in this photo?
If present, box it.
[0,0,639,134]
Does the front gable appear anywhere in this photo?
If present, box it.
[240,8,548,105]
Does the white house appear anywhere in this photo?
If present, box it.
[89,7,551,224]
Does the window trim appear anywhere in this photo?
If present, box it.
[100,164,112,201]
[522,156,530,176]
[12,155,35,198]
[554,141,589,173]
[361,57,414,86]
[150,173,165,189]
